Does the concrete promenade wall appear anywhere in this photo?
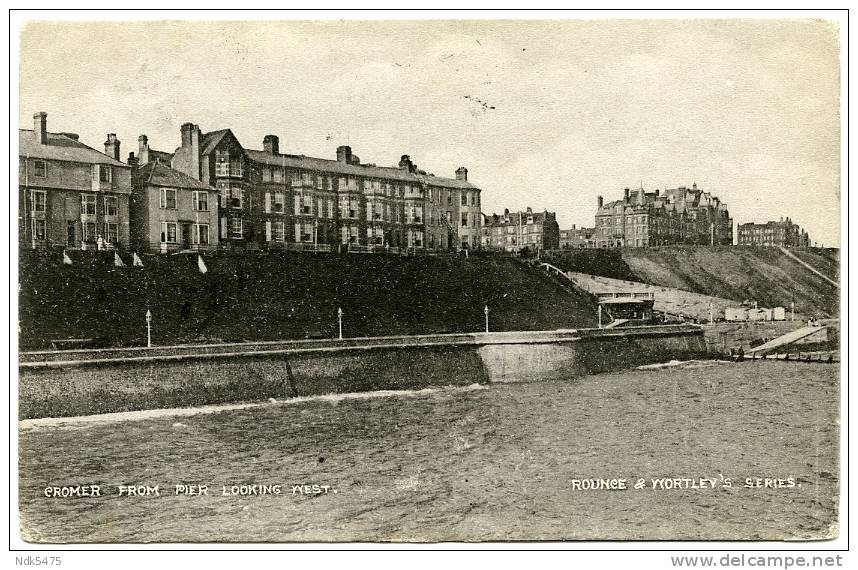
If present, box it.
[19,326,708,419]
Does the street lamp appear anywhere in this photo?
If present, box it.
[598,305,603,329]
[484,304,490,333]
[145,309,152,348]
[337,307,343,340]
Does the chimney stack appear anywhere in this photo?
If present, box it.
[398,154,412,170]
[263,135,279,155]
[138,135,149,164]
[624,188,630,201]
[337,145,352,164]
[33,112,47,145]
[178,123,201,180]
[456,166,468,181]
[104,133,120,161]
[597,195,603,208]
[127,151,138,168]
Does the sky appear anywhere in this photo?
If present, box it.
[18,18,842,246]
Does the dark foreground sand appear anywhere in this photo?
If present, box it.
[18,360,839,542]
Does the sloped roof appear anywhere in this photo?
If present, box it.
[148,149,174,163]
[483,210,554,227]
[137,160,213,190]
[244,149,480,190]
[19,130,127,167]
[200,129,232,156]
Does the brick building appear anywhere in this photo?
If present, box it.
[737,217,810,247]
[19,112,131,250]
[481,208,560,253]
[559,225,596,249]
[158,122,481,252]
[594,183,732,248]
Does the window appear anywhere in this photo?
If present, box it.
[271,221,285,242]
[99,166,112,183]
[327,199,334,219]
[229,218,243,239]
[230,187,243,209]
[32,191,46,213]
[83,222,97,243]
[447,194,453,206]
[262,166,272,183]
[193,191,209,212]
[160,188,177,209]
[81,194,96,215]
[193,224,209,246]
[104,196,118,217]
[160,222,177,244]
[33,160,47,178]
[216,153,228,177]
[104,222,118,244]
[273,191,285,213]
[33,219,46,241]
[462,193,468,206]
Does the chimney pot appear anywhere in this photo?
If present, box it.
[597,195,604,208]
[33,112,48,145]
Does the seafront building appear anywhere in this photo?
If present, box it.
[559,225,596,249]
[135,122,483,252]
[594,183,733,248]
[128,149,219,253]
[19,112,131,250]
[737,218,810,248]
[481,207,560,253]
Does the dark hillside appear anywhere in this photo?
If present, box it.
[18,251,598,350]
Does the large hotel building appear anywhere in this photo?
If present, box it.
[133,123,482,253]
[737,218,810,247]
[594,183,733,248]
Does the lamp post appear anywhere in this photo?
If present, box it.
[598,305,603,329]
[145,309,152,348]
[337,307,343,340]
[313,219,318,253]
[484,304,490,333]
[791,301,795,322]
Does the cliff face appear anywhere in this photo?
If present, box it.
[547,246,840,318]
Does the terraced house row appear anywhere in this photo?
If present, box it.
[19,112,483,253]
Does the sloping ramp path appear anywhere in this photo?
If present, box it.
[747,325,827,355]
[779,247,838,288]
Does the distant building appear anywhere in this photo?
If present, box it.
[737,218,810,247]
[19,112,131,250]
[129,152,219,253]
[559,225,596,249]
[594,183,733,248]
[481,207,560,252]
[162,122,481,252]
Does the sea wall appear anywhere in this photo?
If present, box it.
[19,325,707,419]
